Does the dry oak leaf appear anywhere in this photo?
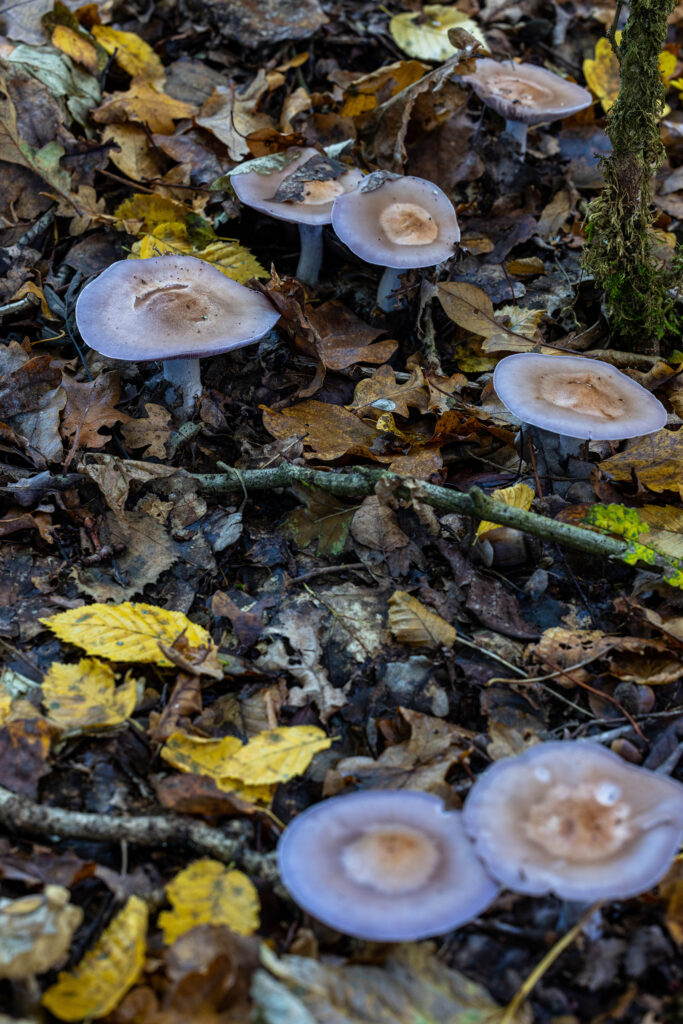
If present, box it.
[60,372,131,450]
[0,886,83,980]
[120,402,172,459]
[388,590,457,647]
[160,732,275,805]
[306,301,398,371]
[91,26,165,84]
[92,78,197,135]
[40,602,216,668]
[42,895,148,1022]
[600,430,683,497]
[348,365,429,419]
[42,658,139,732]
[158,860,259,945]
[77,454,177,518]
[262,400,378,461]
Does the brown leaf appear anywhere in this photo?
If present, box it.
[600,430,683,496]
[261,400,378,461]
[0,354,61,419]
[0,717,53,797]
[196,74,273,160]
[148,673,202,744]
[351,496,410,552]
[306,301,398,370]
[347,366,429,419]
[0,509,53,543]
[92,78,197,135]
[61,372,131,451]
[154,774,259,818]
[121,403,172,458]
[466,574,540,640]
[211,591,272,647]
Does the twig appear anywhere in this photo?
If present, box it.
[0,785,277,880]
[192,464,632,564]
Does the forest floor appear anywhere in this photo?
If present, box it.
[0,0,682,1021]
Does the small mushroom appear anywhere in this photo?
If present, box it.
[461,59,592,156]
[493,352,667,491]
[75,254,280,414]
[462,741,683,902]
[231,148,363,285]
[331,171,460,312]
[277,789,499,941]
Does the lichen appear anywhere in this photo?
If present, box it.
[582,0,682,353]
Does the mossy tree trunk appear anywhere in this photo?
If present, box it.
[583,0,681,354]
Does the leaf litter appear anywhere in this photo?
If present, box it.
[0,0,682,1021]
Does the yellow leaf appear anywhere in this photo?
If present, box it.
[42,896,147,1021]
[221,725,332,785]
[585,35,675,113]
[437,281,497,336]
[475,482,535,539]
[114,193,188,232]
[92,77,197,135]
[390,5,488,62]
[51,24,98,75]
[92,26,165,83]
[40,602,216,668]
[388,590,457,647]
[600,430,683,498]
[42,658,138,731]
[158,860,259,944]
[160,732,276,803]
[130,224,269,282]
[341,60,428,118]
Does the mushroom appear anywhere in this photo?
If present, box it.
[277,789,499,941]
[231,147,364,285]
[331,171,460,312]
[462,741,683,902]
[75,254,280,414]
[461,59,592,156]
[492,352,667,491]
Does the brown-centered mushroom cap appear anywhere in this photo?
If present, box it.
[75,254,280,362]
[231,147,364,226]
[461,59,592,125]
[277,789,498,941]
[463,741,683,901]
[493,353,667,440]
[331,172,460,269]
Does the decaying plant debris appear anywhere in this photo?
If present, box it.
[0,0,682,1021]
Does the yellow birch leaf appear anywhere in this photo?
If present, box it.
[114,193,188,232]
[92,78,196,135]
[42,896,147,1021]
[51,24,98,75]
[160,732,276,803]
[130,224,268,282]
[219,725,332,785]
[390,5,487,62]
[158,860,259,944]
[388,591,457,647]
[475,482,535,539]
[92,25,165,83]
[42,658,138,731]
[40,603,215,667]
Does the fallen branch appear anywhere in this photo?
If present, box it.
[194,463,630,562]
[0,785,277,880]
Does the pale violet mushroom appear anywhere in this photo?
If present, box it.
[331,171,460,312]
[75,254,280,414]
[461,59,592,156]
[492,352,667,490]
[463,741,683,902]
[277,789,499,941]
[231,147,364,285]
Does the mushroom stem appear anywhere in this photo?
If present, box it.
[527,426,583,495]
[377,267,404,312]
[504,119,528,156]
[295,223,324,285]
[163,357,202,414]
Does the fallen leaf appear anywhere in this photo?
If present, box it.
[341,60,428,119]
[285,484,355,556]
[158,860,259,944]
[262,400,379,461]
[0,717,53,797]
[476,483,534,539]
[42,895,148,1021]
[600,431,683,497]
[120,403,172,458]
[40,602,217,668]
[42,657,139,731]
[51,24,99,76]
[61,372,131,451]
[388,590,457,647]
[92,26,165,84]
[306,300,398,370]
[92,77,197,135]
[160,731,275,805]
[390,5,487,62]
[130,222,268,282]
[0,886,83,980]
[148,673,202,744]
[197,75,273,160]
[348,365,429,418]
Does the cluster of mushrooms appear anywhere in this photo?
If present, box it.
[277,741,683,941]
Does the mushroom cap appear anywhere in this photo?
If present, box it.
[461,59,592,126]
[75,254,280,362]
[493,353,667,440]
[231,147,364,226]
[277,789,499,941]
[331,172,460,269]
[463,741,683,902]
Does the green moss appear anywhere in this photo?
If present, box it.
[582,0,682,353]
